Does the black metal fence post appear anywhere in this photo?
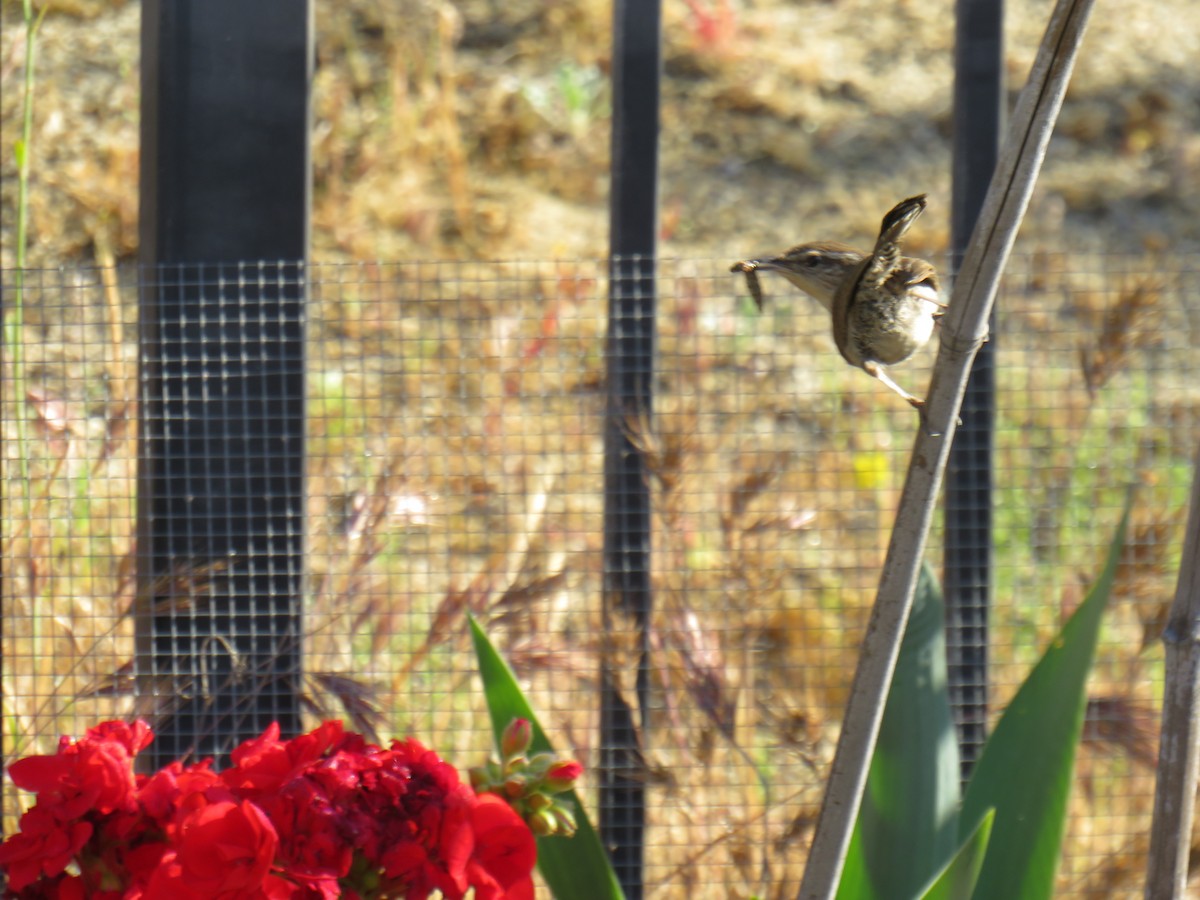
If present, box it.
[946,0,1003,782]
[137,1,312,768]
[601,0,662,895]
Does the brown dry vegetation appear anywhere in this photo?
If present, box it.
[1,0,1199,266]
[3,0,1200,896]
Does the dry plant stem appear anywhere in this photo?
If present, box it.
[7,0,44,493]
[436,6,474,245]
[797,0,1097,896]
[6,0,47,679]
[1144,445,1200,900]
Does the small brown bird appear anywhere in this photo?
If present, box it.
[731,195,944,409]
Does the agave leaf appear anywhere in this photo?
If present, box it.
[960,497,1132,900]
[918,809,995,900]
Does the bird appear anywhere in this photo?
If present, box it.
[731,194,944,410]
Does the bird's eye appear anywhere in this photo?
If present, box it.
[804,256,818,267]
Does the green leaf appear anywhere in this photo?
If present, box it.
[960,496,1132,900]
[836,562,962,900]
[469,613,627,900]
[918,810,995,900]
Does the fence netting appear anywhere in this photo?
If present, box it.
[2,252,1196,897]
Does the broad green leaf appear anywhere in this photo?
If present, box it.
[918,810,994,900]
[960,497,1132,900]
[469,613,627,900]
[836,563,961,900]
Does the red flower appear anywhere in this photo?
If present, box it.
[2,720,540,900]
[378,796,473,899]
[120,841,173,890]
[362,739,478,898]
[7,724,145,823]
[221,723,292,797]
[85,720,155,757]
[0,806,92,890]
[137,758,223,829]
[260,873,312,899]
[1,872,90,899]
[224,721,350,799]
[256,775,351,897]
[144,799,278,899]
[465,793,537,900]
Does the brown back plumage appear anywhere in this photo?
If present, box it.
[832,195,931,367]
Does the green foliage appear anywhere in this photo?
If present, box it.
[469,614,627,900]
[835,496,1130,900]
[918,811,994,900]
[521,63,610,137]
[959,498,1131,900]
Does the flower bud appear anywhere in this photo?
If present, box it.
[469,760,503,793]
[502,755,529,778]
[527,751,556,774]
[500,718,533,759]
[542,759,583,793]
[529,808,557,836]
[503,775,527,798]
[552,805,578,837]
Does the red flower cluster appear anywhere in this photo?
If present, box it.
[1,721,536,900]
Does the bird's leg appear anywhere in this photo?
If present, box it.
[862,360,925,409]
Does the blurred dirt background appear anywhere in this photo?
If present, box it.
[1,0,1198,269]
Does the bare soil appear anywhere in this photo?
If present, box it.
[2,0,1198,268]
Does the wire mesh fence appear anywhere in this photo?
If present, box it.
[2,252,1197,896]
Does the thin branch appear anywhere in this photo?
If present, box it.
[1144,445,1200,899]
[797,0,1098,896]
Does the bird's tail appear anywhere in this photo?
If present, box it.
[860,194,928,289]
[874,194,928,253]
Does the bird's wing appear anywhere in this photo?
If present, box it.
[832,257,871,367]
[896,257,940,292]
